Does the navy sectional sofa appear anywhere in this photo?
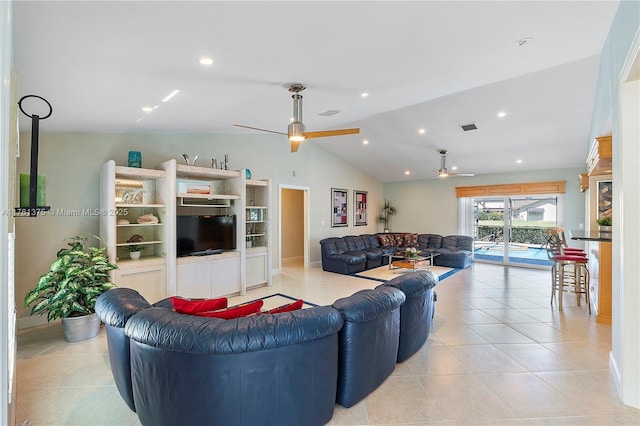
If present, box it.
[96,270,438,426]
[320,232,473,275]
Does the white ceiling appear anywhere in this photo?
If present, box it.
[13,1,620,182]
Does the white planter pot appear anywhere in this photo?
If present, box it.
[62,313,101,343]
[129,251,141,260]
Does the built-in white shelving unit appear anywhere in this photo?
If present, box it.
[101,159,272,301]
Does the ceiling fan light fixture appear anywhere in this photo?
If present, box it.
[288,121,306,142]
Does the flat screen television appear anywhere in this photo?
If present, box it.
[176,215,236,256]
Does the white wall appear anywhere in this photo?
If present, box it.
[383,167,586,235]
[589,0,640,408]
[0,1,15,423]
[14,132,383,319]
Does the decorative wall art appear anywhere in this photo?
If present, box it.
[331,188,348,227]
[597,180,612,220]
[354,190,368,226]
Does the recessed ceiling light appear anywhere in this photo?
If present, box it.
[497,111,507,118]
[516,159,523,164]
[360,92,369,98]
[404,170,411,175]
[199,57,214,65]
[362,139,369,145]
[515,37,532,47]
[162,90,180,103]
[418,128,426,134]
[451,166,458,171]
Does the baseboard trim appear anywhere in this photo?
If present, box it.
[282,256,303,264]
[609,350,622,397]
[18,315,55,330]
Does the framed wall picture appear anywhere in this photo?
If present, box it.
[597,180,612,220]
[331,188,348,227]
[354,190,368,226]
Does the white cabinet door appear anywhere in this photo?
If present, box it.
[246,253,267,287]
[115,265,166,303]
[211,256,241,297]
[176,261,214,298]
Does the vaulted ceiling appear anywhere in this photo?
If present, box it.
[14,1,620,182]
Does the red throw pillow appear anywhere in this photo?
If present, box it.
[378,235,391,246]
[171,296,228,314]
[269,299,304,314]
[196,300,264,319]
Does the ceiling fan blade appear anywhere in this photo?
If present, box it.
[233,124,287,136]
[304,128,360,139]
[449,173,476,177]
[290,140,301,153]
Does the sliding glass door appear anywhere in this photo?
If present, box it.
[473,196,556,267]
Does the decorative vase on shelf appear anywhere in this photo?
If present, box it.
[245,169,252,180]
[128,151,142,168]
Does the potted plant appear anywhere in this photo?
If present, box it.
[128,245,143,260]
[378,199,396,232]
[596,217,612,232]
[24,235,117,342]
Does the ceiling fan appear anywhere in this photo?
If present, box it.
[433,149,475,178]
[234,83,360,152]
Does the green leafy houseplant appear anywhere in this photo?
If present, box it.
[24,235,117,321]
[596,217,612,226]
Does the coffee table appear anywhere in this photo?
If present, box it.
[387,251,440,271]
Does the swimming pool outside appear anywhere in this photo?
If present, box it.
[474,244,553,267]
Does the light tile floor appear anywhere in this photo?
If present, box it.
[16,262,640,425]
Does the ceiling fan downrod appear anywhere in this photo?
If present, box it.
[288,84,306,142]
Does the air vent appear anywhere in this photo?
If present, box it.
[318,110,341,117]
[461,123,478,131]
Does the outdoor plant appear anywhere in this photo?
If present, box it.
[24,235,117,321]
[596,217,612,226]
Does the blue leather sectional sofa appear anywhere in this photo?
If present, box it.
[95,269,438,426]
[320,232,473,274]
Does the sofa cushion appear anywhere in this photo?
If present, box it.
[393,233,405,247]
[403,233,418,247]
[377,234,393,246]
[269,299,304,314]
[361,234,381,249]
[418,234,443,249]
[171,296,228,314]
[344,235,367,252]
[196,300,264,319]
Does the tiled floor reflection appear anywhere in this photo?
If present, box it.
[16,263,640,425]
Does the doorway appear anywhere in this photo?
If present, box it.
[279,185,310,271]
[473,196,557,267]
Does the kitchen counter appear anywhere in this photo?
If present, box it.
[569,230,612,242]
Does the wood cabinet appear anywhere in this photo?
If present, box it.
[588,241,612,324]
[587,135,612,176]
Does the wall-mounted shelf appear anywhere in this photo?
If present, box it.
[176,164,241,180]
